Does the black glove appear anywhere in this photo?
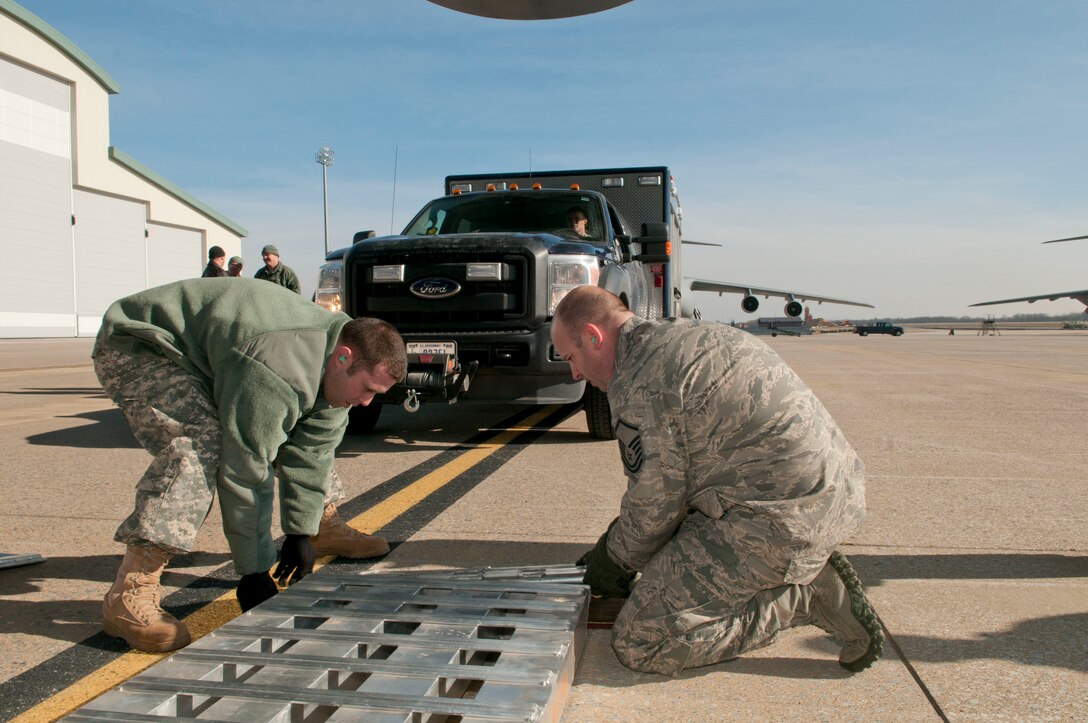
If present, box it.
[274,534,316,587]
[579,528,636,599]
[237,572,278,611]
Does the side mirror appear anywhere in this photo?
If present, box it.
[617,233,637,261]
[641,222,668,238]
[353,230,376,244]
[633,222,670,263]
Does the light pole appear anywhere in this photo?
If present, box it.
[315,145,334,256]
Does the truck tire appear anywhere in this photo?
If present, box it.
[894,329,904,336]
[346,403,382,435]
[583,385,614,440]
[858,330,868,336]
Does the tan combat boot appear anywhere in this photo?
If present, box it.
[808,550,884,672]
[310,504,389,558]
[102,544,191,652]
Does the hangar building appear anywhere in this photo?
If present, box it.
[0,0,246,338]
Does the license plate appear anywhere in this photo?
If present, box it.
[406,341,457,356]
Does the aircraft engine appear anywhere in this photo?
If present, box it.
[784,300,803,317]
[741,295,760,313]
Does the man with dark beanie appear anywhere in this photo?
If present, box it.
[201,246,228,278]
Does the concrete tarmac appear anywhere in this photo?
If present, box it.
[0,329,1084,721]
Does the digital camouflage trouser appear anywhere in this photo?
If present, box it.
[94,346,344,554]
[611,510,826,676]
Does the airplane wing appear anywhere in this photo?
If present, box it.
[1043,234,1088,244]
[969,290,1088,309]
[686,277,874,317]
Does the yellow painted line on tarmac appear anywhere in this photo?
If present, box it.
[12,405,560,723]
[348,405,558,534]
[11,598,241,723]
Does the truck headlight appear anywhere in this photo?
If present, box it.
[548,255,600,315]
[315,260,343,312]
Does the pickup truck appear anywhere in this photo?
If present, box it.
[315,167,682,438]
[854,321,904,337]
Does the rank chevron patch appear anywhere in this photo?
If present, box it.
[616,418,644,475]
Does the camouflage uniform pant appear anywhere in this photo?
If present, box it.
[94,346,344,554]
[612,510,825,676]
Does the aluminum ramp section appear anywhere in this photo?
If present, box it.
[67,568,589,722]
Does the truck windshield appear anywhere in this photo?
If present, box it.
[402,193,606,244]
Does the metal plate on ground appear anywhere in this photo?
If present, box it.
[0,552,46,570]
[67,567,590,722]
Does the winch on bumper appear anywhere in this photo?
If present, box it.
[377,343,478,412]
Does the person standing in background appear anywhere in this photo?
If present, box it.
[227,256,244,277]
[201,246,228,278]
[254,244,300,294]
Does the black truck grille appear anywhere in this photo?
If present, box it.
[348,251,531,327]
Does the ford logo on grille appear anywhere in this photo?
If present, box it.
[409,277,461,299]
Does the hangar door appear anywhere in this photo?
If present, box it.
[73,190,146,336]
[148,222,202,289]
[0,57,75,337]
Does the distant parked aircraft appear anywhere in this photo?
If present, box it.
[687,278,873,318]
[971,289,1088,312]
[971,236,1088,312]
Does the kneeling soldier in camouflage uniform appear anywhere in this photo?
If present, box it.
[552,286,883,676]
[93,279,407,652]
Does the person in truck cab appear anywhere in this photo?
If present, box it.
[551,285,883,677]
[564,207,592,239]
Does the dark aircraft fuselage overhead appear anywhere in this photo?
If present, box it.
[426,0,633,20]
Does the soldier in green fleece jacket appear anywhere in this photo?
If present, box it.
[92,278,407,652]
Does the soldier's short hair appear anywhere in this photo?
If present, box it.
[554,286,629,348]
[339,318,407,381]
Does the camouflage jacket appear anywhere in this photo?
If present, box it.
[605,317,866,583]
[95,278,349,573]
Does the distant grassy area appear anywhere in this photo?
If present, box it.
[841,312,1086,324]
[808,313,1087,332]
[902,321,1076,330]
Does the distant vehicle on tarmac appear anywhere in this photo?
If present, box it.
[854,321,904,337]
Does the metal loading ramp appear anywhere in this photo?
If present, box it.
[68,567,590,722]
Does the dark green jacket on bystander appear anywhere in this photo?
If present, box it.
[254,263,301,294]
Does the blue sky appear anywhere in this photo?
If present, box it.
[17,0,1088,319]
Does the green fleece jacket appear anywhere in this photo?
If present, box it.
[95,278,350,574]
